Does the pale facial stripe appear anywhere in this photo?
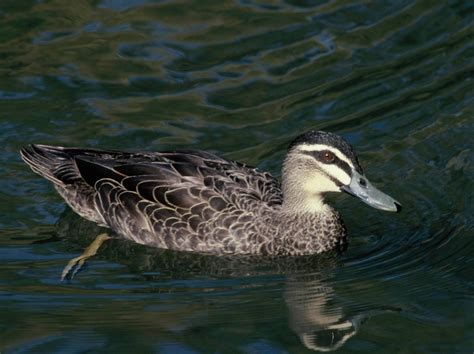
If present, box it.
[297,144,355,169]
[317,163,351,185]
[296,152,352,186]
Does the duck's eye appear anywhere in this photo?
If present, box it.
[323,151,335,163]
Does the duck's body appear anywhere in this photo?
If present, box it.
[21,131,399,256]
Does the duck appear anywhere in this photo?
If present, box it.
[21,130,401,260]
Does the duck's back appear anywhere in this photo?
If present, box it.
[21,145,283,254]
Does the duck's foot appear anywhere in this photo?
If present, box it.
[61,233,111,281]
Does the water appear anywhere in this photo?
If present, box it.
[1,0,473,352]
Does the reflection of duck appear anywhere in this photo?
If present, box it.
[285,274,360,352]
[21,131,400,259]
[51,210,397,352]
[284,273,401,352]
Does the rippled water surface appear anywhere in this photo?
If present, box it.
[1,0,473,352]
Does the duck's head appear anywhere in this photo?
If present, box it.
[282,130,401,213]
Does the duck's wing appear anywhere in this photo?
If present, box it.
[162,151,283,208]
[21,145,282,250]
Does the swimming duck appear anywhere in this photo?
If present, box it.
[21,131,400,259]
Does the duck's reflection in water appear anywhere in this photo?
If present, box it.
[50,212,395,352]
[285,274,361,352]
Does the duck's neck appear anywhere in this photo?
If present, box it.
[281,190,331,214]
[281,164,334,214]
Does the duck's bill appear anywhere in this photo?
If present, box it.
[341,171,401,213]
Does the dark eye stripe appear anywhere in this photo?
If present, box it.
[334,158,352,176]
[302,151,353,177]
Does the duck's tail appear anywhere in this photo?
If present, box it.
[20,144,82,186]
[20,144,109,225]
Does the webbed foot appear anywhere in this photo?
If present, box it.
[61,233,111,281]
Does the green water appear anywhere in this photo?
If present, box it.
[1,0,473,352]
